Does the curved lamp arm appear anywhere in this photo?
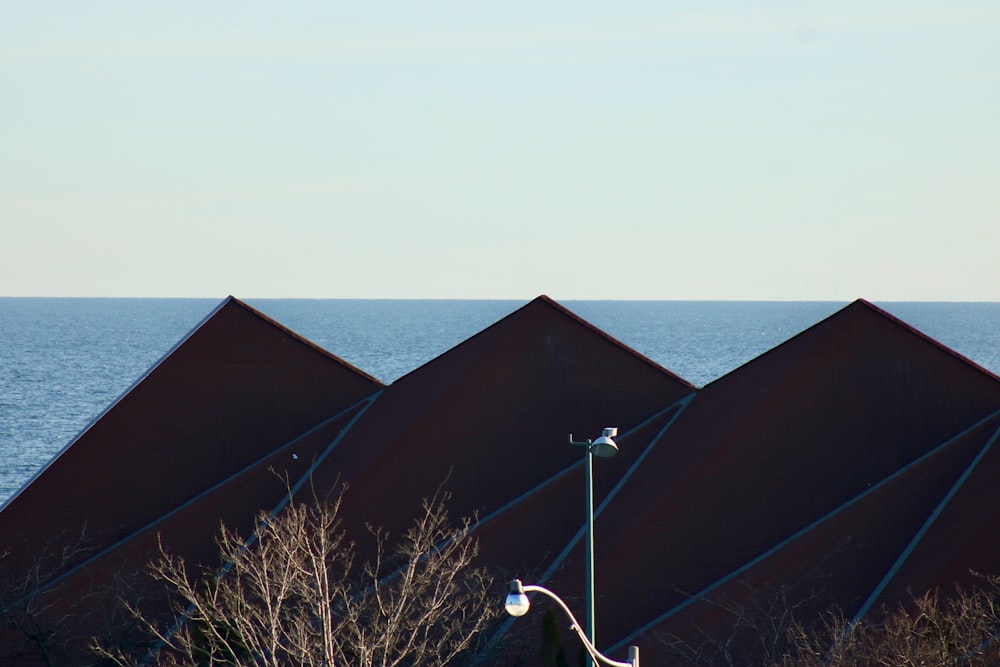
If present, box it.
[505,580,639,667]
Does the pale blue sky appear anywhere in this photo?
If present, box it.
[3,2,998,300]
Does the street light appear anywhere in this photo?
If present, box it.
[568,427,618,659]
[505,579,639,667]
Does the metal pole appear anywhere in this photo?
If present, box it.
[509,581,638,667]
[585,445,596,667]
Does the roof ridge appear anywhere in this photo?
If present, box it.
[700,300,856,388]
[855,299,1000,384]
[230,297,384,385]
[388,295,694,388]
[537,296,695,388]
[0,297,236,512]
[702,298,1000,389]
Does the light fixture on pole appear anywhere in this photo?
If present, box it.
[568,426,618,665]
[505,579,639,667]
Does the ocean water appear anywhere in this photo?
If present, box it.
[2,298,998,505]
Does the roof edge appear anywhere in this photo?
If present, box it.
[389,295,694,388]
[703,298,1000,389]
[0,297,236,512]
[858,299,1000,384]
[0,296,383,514]
[230,297,384,385]
[532,295,696,388]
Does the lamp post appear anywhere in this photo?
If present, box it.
[505,579,639,667]
[568,427,619,661]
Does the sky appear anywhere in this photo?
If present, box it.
[2,2,998,301]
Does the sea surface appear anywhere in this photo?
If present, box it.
[2,298,999,505]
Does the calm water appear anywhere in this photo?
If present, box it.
[2,298,998,504]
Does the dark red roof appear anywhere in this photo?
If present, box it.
[568,300,1000,661]
[4,296,1000,667]
[285,296,695,550]
[0,297,381,578]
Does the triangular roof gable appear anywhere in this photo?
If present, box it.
[567,298,1000,648]
[298,295,695,544]
[390,295,693,388]
[233,297,383,384]
[860,300,1000,383]
[0,296,382,577]
[675,299,1000,488]
[704,298,1000,390]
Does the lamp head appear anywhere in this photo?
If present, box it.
[590,427,619,458]
[505,579,530,617]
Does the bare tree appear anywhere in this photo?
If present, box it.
[655,544,851,667]
[0,525,94,666]
[780,574,1000,667]
[655,577,836,666]
[94,486,500,666]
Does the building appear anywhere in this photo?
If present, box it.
[2,296,999,665]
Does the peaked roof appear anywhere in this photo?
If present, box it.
[0,295,695,663]
[286,295,695,547]
[569,299,1000,660]
[4,296,1000,667]
[0,297,382,579]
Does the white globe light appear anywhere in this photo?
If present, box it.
[505,591,530,617]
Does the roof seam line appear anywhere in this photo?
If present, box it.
[596,394,694,518]
[266,389,384,521]
[151,389,384,656]
[539,395,695,586]
[26,391,382,598]
[0,297,234,513]
[609,407,1000,652]
[850,415,1000,626]
[472,395,695,541]
[482,396,693,652]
